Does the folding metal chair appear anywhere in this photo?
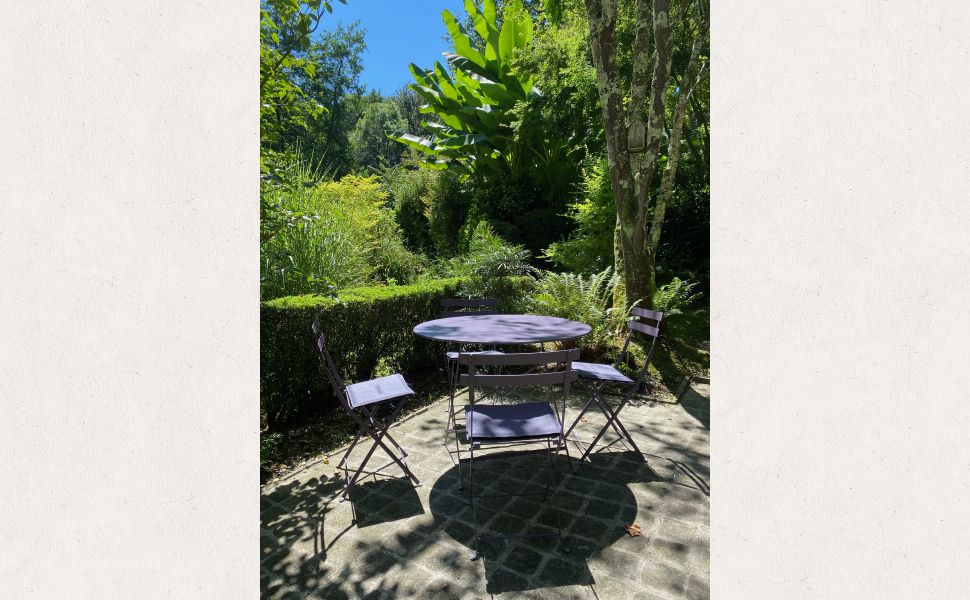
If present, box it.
[440,298,503,439]
[312,319,420,502]
[455,348,580,560]
[563,308,663,462]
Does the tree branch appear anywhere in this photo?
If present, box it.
[649,0,708,255]
[633,0,673,235]
[584,0,634,222]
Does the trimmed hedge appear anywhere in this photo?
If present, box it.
[261,277,533,431]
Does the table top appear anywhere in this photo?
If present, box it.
[413,314,592,345]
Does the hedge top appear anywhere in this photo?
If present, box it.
[262,277,465,310]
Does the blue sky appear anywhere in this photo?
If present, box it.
[316,0,466,96]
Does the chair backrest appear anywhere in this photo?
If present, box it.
[617,307,663,387]
[458,349,580,404]
[311,318,347,406]
[440,297,499,318]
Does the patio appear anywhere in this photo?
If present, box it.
[260,380,710,599]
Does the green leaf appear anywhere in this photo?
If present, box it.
[466,0,500,62]
[483,0,497,25]
[442,10,486,69]
[438,133,489,148]
[498,1,533,64]
[443,52,494,82]
[387,132,440,155]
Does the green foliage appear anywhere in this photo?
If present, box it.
[260,432,284,471]
[262,275,525,429]
[544,155,615,273]
[287,23,368,175]
[528,267,623,355]
[430,222,536,299]
[350,99,408,170]
[260,0,346,170]
[652,277,703,319]
[262,278,464,429]
[382,159,470,256]
[260,167,423,299]
[387,0,538,180]
[513,6,601,201]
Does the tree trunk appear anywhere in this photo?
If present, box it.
[584,0,708,312]
[613,216,625,307]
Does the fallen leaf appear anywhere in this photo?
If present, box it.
[623,524,642,537]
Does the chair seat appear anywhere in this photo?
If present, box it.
[345,374,414,409]
[572,361,635,384]
[465,402,562,441]
[445,350,506,360]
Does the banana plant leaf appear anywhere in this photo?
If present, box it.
[387,132,440,155]
[442,10,486,69]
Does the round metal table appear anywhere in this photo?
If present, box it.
[413,314,591,345]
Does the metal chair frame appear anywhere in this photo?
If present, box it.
[312,320,420,502]
[455,349,580,561]
[563,307,663,462]
[439,298,501,439]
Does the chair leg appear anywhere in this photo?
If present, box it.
[547,437,566,551]
[563,393,597,440]
[454,421,464,490]
[340,428,383,501]
[468,441,480,561]
[340,402,421,501]
[578,390,642,461]
[590,389,634,448]
[375,402,421,485]
[337,424,366,472]
[443,356,455,443]
[597,394,645,457]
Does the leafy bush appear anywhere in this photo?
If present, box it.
[429,222,536,300]
[383,159,469,256]
[652,277,703,319]
[543,156,616,274]
[387,0,537,181]
[261,171,423,299]
[528,267,624,355]
[260,432,284,472]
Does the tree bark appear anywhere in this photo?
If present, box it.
[652,8,708,274]
[585,0,707,311]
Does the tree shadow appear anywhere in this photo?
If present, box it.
[651,309,710,394]
[347,477,425,528]
[678,380,709,430]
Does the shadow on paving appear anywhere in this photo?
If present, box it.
[261,380,710,598]
[679,382,710,430]
[431,450,661,595]
[261,449,669,598]
[348,478,425,527]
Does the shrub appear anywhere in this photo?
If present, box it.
[653,277,703,319]
[261,173,424,299]
[383,160,469,256]
[429,222,537,300]
[543,156,615,274]
[528,267,624,356]
[261,275,531,431]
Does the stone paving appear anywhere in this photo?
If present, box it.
[261,380,710,599]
